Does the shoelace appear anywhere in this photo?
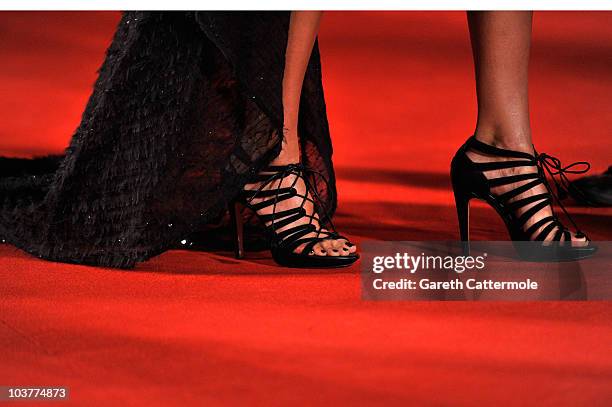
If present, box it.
[246,163,337,242]
[535,151,590,238]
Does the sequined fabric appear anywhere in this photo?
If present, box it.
[0,12,336,268]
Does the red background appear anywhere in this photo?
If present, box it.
[1,12,611,406]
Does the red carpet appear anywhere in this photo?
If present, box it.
[1,11,611,406]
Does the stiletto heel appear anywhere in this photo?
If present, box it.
[453,188,471,242]
[450,135,597,261]
[229,200,244,259]
[238,163,358,268]
[452,185,471,255]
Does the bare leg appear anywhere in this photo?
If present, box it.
[273,11,322,165]
[469,11,533,152]
[247,12,356,257]
[467,11,585,243]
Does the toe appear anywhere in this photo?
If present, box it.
[319,239,336,256]
[336,238,357,254]
[571,232,589,247]
[310,242,327,256]
[346,242,357,253]
[322,241,341,256]
[337,240,353,255]
[327,247,341,256]
[331,239,345,250]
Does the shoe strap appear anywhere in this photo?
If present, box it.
[506,192,550,212]
[498,178,544,203]
[516,199,552,229]
[563,230,571,242]
[276,224,317,245]
[488,172,540,188]
[536,152,591,239]
[465,136,592,242]
[525,215,556,238]
[260,163,303,173]
[257,207,305,225]
[466,136,536,160]
[245,189,297,208]
[472,160,535,172]
[535,221,559,241]
[552,228,565,241]
[274,213,321,237]
[243,162,354,254]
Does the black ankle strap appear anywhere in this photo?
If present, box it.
[262,163,302,172]
[465,136,535,161]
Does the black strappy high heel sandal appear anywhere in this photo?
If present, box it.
[451,136,597,261]
[230,163,358,268]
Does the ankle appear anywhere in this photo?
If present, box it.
[474,127,534,154]
[271,147,300,166]
[270,128,300,166]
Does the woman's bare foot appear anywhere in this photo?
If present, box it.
[245,146,357,257]
[467,138,589,246]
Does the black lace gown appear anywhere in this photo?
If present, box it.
[0,12,336,268]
